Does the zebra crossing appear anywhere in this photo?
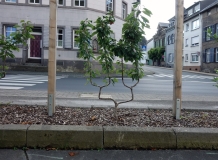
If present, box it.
[146,74,214,80]
[0,74,67,90]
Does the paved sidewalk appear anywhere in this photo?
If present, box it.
[0,89,218,102]
[1,149,218,160]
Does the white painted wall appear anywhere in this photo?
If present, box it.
[18,0,25,3]
[66,0,71,6]
[42,0,49,5]
[87,0,105,12]
[183,15,201,67]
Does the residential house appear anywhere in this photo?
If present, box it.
[183,0,216,72]
[0,0,136,70]
[201,0,218,73]
[145,38,154,65]
[165,16,175,68]
[153,22,168,66]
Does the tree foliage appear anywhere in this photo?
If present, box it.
[76,2,152,117]
[148,47,165,64]
[140,36,147,46]
[0,20,33,78]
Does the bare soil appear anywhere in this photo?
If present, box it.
[0,105,217,128]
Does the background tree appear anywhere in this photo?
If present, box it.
[157,47,165,65]
[0,20,33,78]
[140,36,147,46]
[148,48,156,65]
[77,2,152,118]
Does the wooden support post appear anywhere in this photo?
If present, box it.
[48,0,57,116]
[173,0,184,119]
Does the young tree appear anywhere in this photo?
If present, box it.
[0,20,33,78]
[77,2,152,118]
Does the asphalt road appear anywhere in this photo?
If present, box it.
[1,66,218,97]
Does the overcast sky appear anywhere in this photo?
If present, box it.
[141,0,199,40]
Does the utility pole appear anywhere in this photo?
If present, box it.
[48,0,57,116]
[173,0,184,119]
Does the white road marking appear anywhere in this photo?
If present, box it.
[0,80,44,83]
[0,83,35,86]
[0,86,23,90]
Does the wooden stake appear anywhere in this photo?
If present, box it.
[48,0,57,116]
[173,0,184,118]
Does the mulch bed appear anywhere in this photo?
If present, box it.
[0,105,218,128]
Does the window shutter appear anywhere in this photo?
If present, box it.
[65,26,71,48]
[212,25,216,35]
[43,26,49,47]
[0,25,2,35]
[210,48,215,62]
[202,28,206,42]
[172,53,174,62]
[203,51,206,63]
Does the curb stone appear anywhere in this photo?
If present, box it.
[1,125,218,149]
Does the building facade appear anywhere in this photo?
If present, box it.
[165,16,175,68]
[0,0,136,70]
[183,0,216,72]
[153,22,168,66]
[201,0,218,73]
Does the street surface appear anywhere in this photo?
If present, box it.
[0,66,217,97]
[0,66,218,110]
[1,149,218,160]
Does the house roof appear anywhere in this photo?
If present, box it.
[200,0,218,13]
[157,22,169,29]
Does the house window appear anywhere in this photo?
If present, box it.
[5,26,16,39]
[191,36,199,46]
[216,24,218,35]
[106,0,113,12]
[185,54,188,61]
[75,0,85,7]
[5,0,16,2]
[206,27,211,41]
[73,29,79,49]
[168,35,170,45]
[58,0,64,6]
[206,49,210,63]
[29,0,40,4]
[186,23,189,31]
[188,9,193,16]
[171,34,174,44]
[192,19,199,30]
[207,10,211,16]
[216,48,218,62]
[185,38,188,46]
[194,4,200,12]
[92,39,98,51]
[122,2,127,19]
[169,53,173,62]
[57,29,63,48]
[191,53,198,62]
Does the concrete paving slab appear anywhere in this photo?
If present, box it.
[0,125,28,148]
[174,128,218,149]
[27,125,103,149]
[103,126,176,149]
[0,149,26,160]
[26,149,218,160]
